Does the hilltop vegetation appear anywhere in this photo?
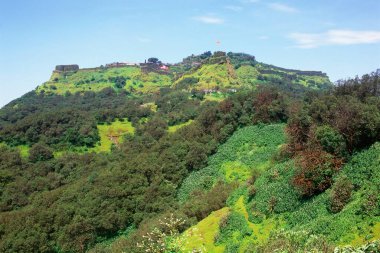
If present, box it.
[38,66,172,95]
[36,51,331,98]
[173,52,331,92]
[0,52,379,253]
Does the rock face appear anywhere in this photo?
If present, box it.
[55,65,79,72]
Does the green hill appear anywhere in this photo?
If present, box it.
[0,52,379,253]
[36,51,332,98]
[173,52,331,92]
[38,65,173,95]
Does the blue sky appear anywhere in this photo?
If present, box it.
[1,0,380,107]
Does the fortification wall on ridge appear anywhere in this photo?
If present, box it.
[55,65,79,72]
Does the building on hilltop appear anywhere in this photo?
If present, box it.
[54,65,79,73]
[105,62,137,68]
[140,58,170,74]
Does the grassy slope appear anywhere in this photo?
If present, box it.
[168,120,194,133]
[177,124,286,202]
[180,124,286,251]
[203,93,227,102]
[293,143,380,245]
[173,63,238,90]
[246,143,380,247]
[235,65,261,86]
[180,125,380,251]
[37,66,172,95]
[91,119,135,152]
[173,62,331,93]
[182,207,229,252]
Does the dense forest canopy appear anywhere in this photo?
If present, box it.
[0,52,379,252]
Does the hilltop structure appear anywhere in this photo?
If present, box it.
[105,62,137,68]
[54,64,79,73]
[140,57,170,74]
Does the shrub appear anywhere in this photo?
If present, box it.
[245,230,334,253]
[182,181,235,221]
[292,149,342,198]
[358,189,379,216]
[246,169,261,186]
[214,211,252,245]
[334,240,380,253]
[252,87,288,124]
[136,214,186,253]
[225,243,240,253]
[248,185,256,199]
[329,176,354,213]
[315,125,347,156]
[29,143,53,162]
[114,76,127,89]
[285,103,312,154]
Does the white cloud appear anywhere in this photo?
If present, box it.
[268,3,298,13]
[224,5,243,12]
[290,29,380,48]
[258,35,269,40]
[193,16,224,24]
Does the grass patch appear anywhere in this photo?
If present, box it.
[232,196,282,252]
[17,145,30,158]
[182,207,229,253]
[174,63,238,91]
[90,119,135,152]
[223,161,251,183]
[0,142,30,158]
[168,120,193,133]
[184,194,281,252]
[236,65,260,86]
[204,93,226,102]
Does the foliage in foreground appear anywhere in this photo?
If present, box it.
[334,240,380,253]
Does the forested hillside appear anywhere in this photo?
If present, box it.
[0,52,379,253]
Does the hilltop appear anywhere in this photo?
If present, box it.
[37,51,331,97]
[0,51,379,253]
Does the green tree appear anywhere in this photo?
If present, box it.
[315,125,346,156]
[29,143,53,162]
